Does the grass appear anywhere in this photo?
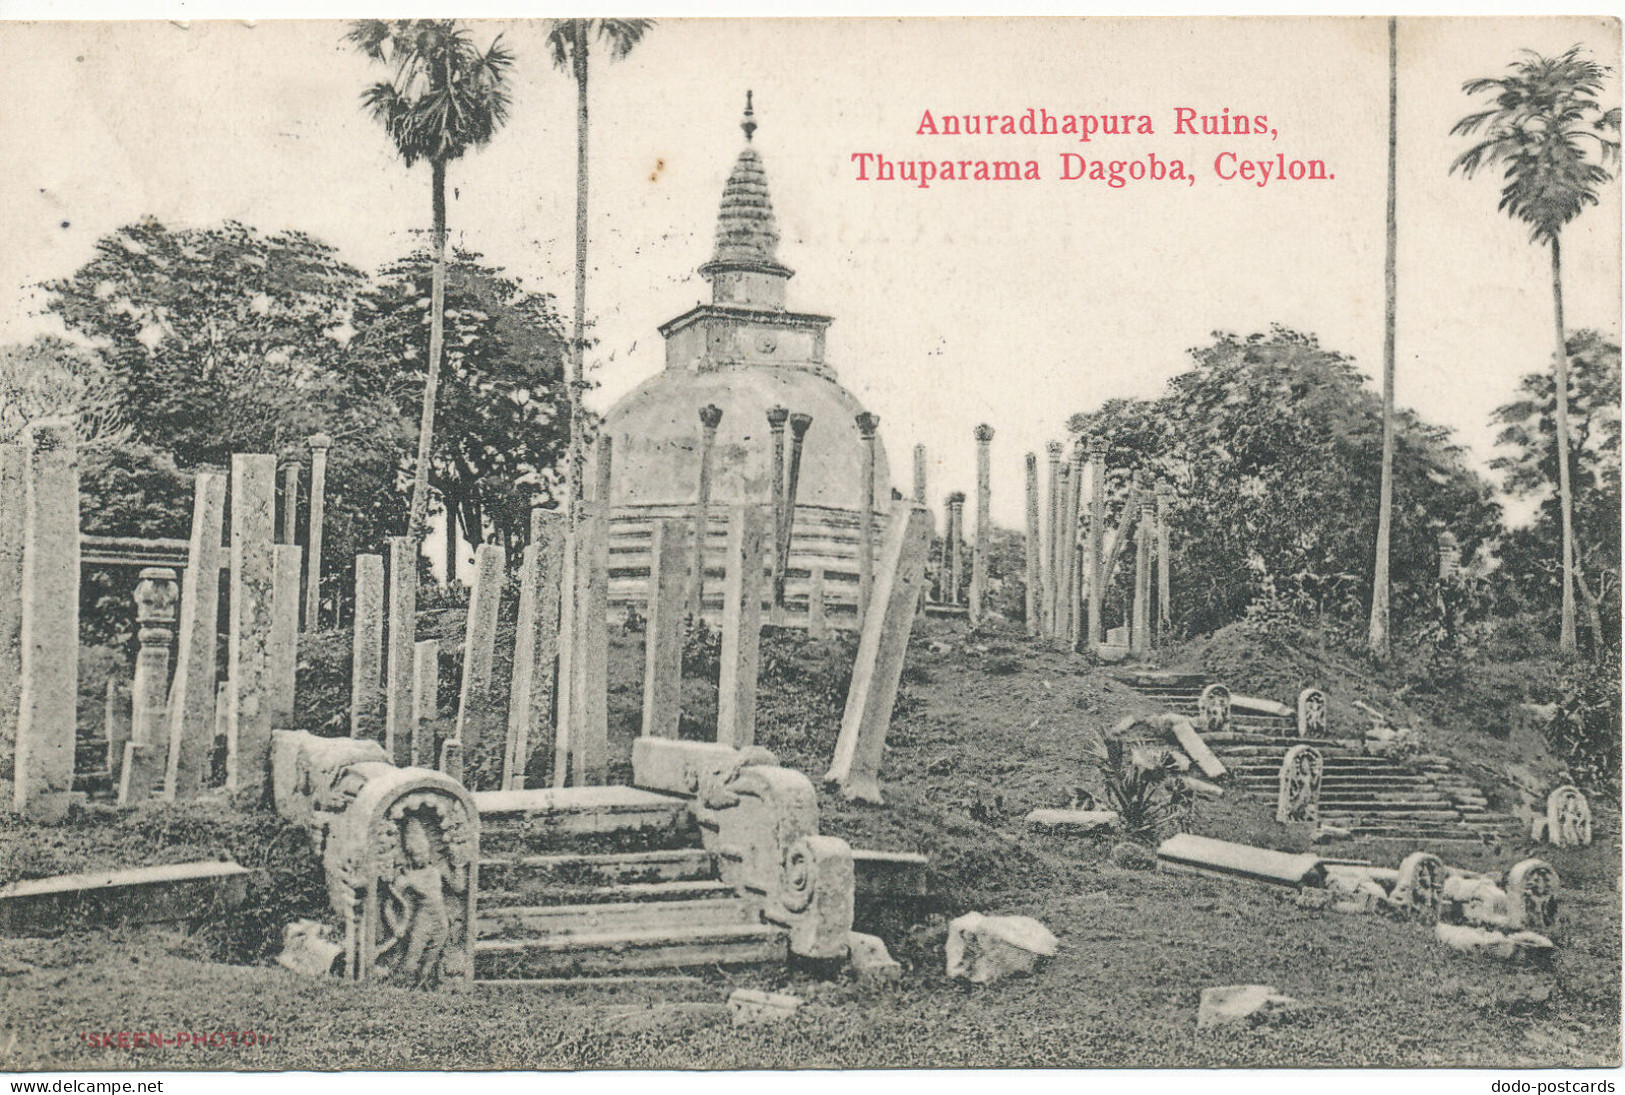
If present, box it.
[1,617,1618,1069]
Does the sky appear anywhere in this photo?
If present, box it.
[0,16,1619,547]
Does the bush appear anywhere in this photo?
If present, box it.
[1545,651,1622,792]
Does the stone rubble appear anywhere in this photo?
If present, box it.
[945,913,1058,984]
[1197,984,1299,1030]
[847,931,902,983]
[728,988,804,1025]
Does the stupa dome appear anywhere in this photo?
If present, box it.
[599,94,891,626]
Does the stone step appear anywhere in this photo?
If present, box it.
[1319,805,1475,815]
[474,786,696,855]
[475,923,789,978]
[477,896,758,940]
[478,849,717,896]
[0,861,255,935]
[478,879,738,910]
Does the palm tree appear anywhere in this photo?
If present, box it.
[347,19,514,545]
[545,19,654,524]
[1451,46,1620,656]
[1368,17,1399,660]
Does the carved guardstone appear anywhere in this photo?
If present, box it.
[271,730,478,989]
[1544,786,1592,847]
[1505,858,1560,933]
[1198,683,1231,734]
[1391,851,1446,920]
[1296,688,1328,739]
[1275,744,1322,824]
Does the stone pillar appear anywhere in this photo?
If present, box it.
[505,508,563,790]
[1087,441,1106,647]
[855,412,880,625]
[164,471,226,799]
[912,444,927,506]
[266,544,300,728]
[825,503,931,805]
[946,492,966,605]
[454,542,506,768]
[226,453,276,798]
[767,406,789,612]
[1024,452,1042,637]
[571,500,610,786]
[689,404,723,621]
[279,463,300,546]
[717,506,768,749]
[413,640,440,758]
[304,434,331,631]
[384,536,416,768]
[14,424,82,818]
[783,413,813,619]
[118,567,178,804]
[349,554,384,740]
[1156,480,1172,644]
[641,519,691,739]
[970,423,993,626]
[807,565,828,639]
[1132,472,1154,654]
[105,678,130,786]
[1044,441,1063,638]
[0,444,24,791]
[1057,449,1081,647]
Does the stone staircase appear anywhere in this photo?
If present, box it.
[471,786,790,980]
[1114,673,1520,843]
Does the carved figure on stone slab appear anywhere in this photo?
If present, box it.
[1506,858,1559,933]
[375,815,460,987]
[1391,851,1446,920]
[1275,745,1322,824]
[1546,786,1591,847]
[1198,683,1231,734]
[1296,688,1327,739]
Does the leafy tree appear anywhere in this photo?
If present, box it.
[1068,326,1501,640]
[42,219,409,624]
[347,19,514,543]
[346,249,571,567]
[0,335,129,450]
[545,19,654,521]
[1491,329,1621,653]
[1451,45,1621,655]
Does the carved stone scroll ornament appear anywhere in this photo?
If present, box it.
[1275,745,1323,824]
[633,738,854,960]
[1296,688,1328,739]
[1505,858,1559,933]
[1391,851,1447,920]
[1198,683,1232,734]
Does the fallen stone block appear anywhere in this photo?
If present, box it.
[0,861,255,936]
[945,912,1058,985]
[1231,695,1294,718]
[848,931,902,983]
[1197,984,1299,1030]
[852,849,931,903]
[1443,874,1513,930]
[1181,777,1225,800]
[1156,833,1326,888]
[1436,922,1554,962]
[277,919,343,978]
[1311,825,1352,844]
[728,988,804,1025]
[1026,808,1119,833]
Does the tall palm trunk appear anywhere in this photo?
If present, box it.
[408,155,449,545]
[1368,16,1398,659]
[566,25,590,527]
[1550,233,1578,655]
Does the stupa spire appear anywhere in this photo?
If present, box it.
[701,93,791,282]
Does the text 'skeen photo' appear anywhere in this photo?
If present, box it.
[0,13,1619,1078]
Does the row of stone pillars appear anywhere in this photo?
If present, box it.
[3,425,320,817]
[919,426,1176,647]
[688,403,886,632]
